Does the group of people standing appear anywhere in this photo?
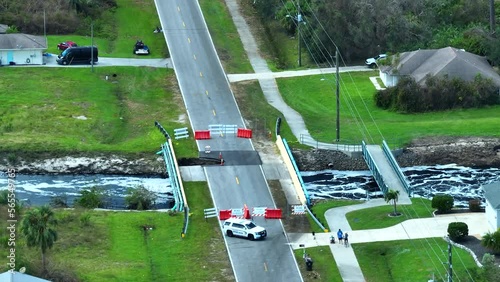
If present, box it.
[330,228,349,246]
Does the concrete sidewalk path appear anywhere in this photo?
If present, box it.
[288,199,492,281]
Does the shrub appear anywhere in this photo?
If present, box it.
[448,222,468,242]
[469,199,482,212]
[79,212,92,227]
[50,195,69,208]
[125,185,157,210]
[432,194,454,214]
[74,186,107,209]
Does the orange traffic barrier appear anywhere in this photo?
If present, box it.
[237,128,252,138]
[265,208,282,219]
[194,130,211,140]
[219,209,232,220]
[243,204,251,219]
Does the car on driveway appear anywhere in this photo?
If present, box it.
[365,54,387,68]
[223,218,267,240]
[57,41,78,51]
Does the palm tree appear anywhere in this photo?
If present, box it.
[384,189,400,216]
[21,205,58,272]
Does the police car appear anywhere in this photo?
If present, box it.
[223,218,267,240]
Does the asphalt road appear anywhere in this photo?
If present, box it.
[154,1,302,281]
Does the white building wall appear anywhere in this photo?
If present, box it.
[379,70,399,87]
[0,49,43,65]
[485,200,498,231]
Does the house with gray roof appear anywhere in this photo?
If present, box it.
[482,182,500,230]
[0,33,47,66]
[379,47,500,88]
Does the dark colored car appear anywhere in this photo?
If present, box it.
[56,46,98,65]
[57,41,78,51]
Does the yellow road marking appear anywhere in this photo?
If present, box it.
[177,6,180,12]
[182,22,185,27]
[264,262,268,272]
[188,38,191,43]
[205,90,209,96]
[200,72,203,77]
[236,177,239,184]
[212,109,216,116]
[193,54,197,60]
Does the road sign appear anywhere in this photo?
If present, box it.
[203,208,217,220]
[252,207,266,217]
[292,205,306,215]
[231,208,244,218]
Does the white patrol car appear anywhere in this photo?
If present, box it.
[223,218,267,240]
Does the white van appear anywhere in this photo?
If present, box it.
[223,218,267,240]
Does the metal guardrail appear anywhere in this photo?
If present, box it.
[282,138,311,206]
[299,134,362,151]
[382,140,411,195]
[160,142,184,212]
[362,141,388,194]
[305,205,327,232]
[181,206,189,237]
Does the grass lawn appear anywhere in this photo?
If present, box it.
[355,239,479,281]
[294,246,343,281]
[231,80,299,144]
[0,67,197,157]
[309,199,363,233]
[277,72,500,147]
[346,198,434,230]
[46,0,168,58]
[199,0,253,74]
[0,182,232,281]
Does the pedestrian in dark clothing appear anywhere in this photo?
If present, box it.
[344,232,349,246]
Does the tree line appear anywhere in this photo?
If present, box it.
[253,0,500,65]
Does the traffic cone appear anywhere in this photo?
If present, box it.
[219,152,222,159]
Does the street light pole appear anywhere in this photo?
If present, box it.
[91,22,94,73]
[335,48,340,141]
[297,0,301,67]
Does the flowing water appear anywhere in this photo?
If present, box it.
[0,174,173,209]
[302,164,500,207]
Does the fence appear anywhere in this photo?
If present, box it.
[279,137,310,206]
[382,140,411,195]
[208,124,238,136]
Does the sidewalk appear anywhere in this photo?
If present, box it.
[287,199,492,281]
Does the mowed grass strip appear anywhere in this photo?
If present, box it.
[0,182,232,281]
[346,199,434,230]
[199,0,253,74]
[309,199,362,233]
[294,246,342,282]
[354,239,478,281]
[0,67,196,157]
[277,72,500,146]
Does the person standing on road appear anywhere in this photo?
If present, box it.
[337,229,343,244]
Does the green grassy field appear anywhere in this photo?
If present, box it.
[199,0,253,74]
[0,67,196,157]
[346,199,434,230]
[0,182,232,281]
[355,239,478,281]
[294,246,343,281]
[277,72,500,147]
[46,0,167,58]
[309,199,361,233]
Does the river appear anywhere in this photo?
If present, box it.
[302,164,500,207]
[1,164,499,209]
[0,174,173,209]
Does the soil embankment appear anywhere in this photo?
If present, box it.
[0,137,499,175]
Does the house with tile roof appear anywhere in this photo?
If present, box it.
[0,33,47,66]
[379,47,500,88]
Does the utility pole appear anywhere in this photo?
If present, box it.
[91,22,94,73]
[335,48,340,142]
[447,237,453,282]
[297,0,302,67]
[490,0,496,35]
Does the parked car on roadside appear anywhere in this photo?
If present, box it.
[365,54,387,68]
[57,41,78,51]
[56,46,98,65]
[223,218,267,240]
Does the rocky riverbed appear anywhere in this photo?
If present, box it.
[0,137,499,175]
